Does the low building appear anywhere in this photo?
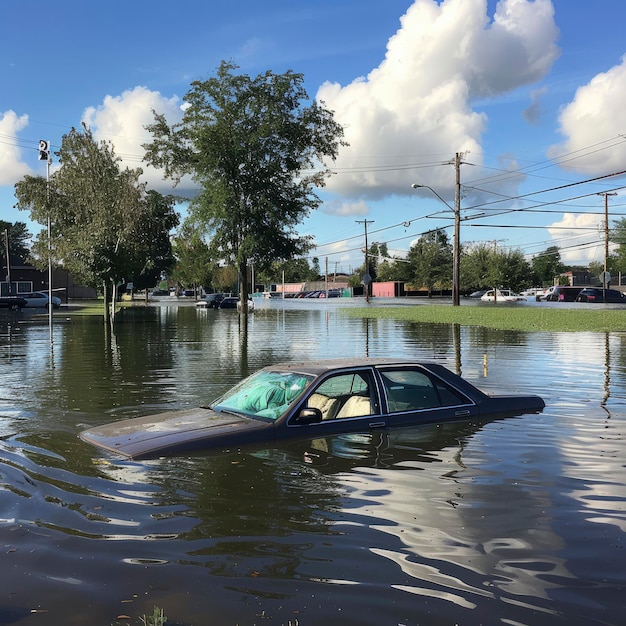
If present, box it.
[1,254,96,301]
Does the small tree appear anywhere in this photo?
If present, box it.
[406,230,452,296]
[143,60,346,313]
[171,222,215,293]
[531,246,564,286]
[15,126,178,322]
[0,221,31,262]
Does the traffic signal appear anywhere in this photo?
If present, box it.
[38,139,50,161]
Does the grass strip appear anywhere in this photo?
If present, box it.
[343,305,626,333]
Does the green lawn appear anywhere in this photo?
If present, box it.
[343,304,626,333]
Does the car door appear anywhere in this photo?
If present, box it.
[376,365,479,427]
[286,368,387,438]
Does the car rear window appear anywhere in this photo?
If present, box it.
[379,368,471,412]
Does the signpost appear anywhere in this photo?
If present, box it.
[40,139,53,347]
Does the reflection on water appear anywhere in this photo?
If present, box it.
[0,299,625,625]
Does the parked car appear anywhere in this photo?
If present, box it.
[219,297,255,312]
[196,293,228,309]
[0,296,27,311]
[20,291,61,308]
[480,289,525,302]
[575,288,626,303]
[541,286,583,302]
[79,358,545,459]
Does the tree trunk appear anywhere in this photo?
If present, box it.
[103,281,110,325]
[111,281,117,325]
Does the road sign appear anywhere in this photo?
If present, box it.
[38,140,50,161]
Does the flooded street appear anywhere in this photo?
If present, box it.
[0,298,624,625]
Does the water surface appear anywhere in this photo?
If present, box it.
[0,299,624,625]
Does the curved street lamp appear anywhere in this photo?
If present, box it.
[411,178,461,306]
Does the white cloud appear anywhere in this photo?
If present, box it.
[0,110,32,185]
[317,0,559,199]
[321,199,370,217]
[548,212,608,264]
[81,86,188,193]
[548,56,626,174]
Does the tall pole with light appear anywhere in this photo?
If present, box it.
[39,139,53,346]
[411,152,462,306]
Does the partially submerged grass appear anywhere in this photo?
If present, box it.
[343,304,626,333]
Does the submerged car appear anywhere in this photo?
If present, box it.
[480,289,525,302]
[575,288,626,303]
[80,359,545,460]
[0,296,27,310]
[541,286,583,302]
[20,291,62,308]
[196,293,229,309]
[219,297,255,312]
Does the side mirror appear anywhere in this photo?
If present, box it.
[293,407,322,425]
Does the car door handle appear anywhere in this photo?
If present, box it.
[368,421,386,428]
[455,410,471,416]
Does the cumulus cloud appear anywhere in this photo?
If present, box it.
[548,56,626,174]
[0,110,32,185]
[81,86,191,193]
[317,0,559,201]
[321,199,370,216]
[547,212,609,264]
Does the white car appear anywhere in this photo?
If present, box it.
[480,289,525,302]
[20,291,62,309]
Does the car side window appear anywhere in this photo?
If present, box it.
[380,368,470,412]
[306,372,375,420]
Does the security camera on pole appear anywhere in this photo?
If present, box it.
[39,140,54,347]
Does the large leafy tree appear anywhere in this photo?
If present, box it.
[14,126,178,320]
[531,246,564,286]
[143,60,346,313]
[130,190,180,293]
[462,243,531,292]
[406,230,452,296]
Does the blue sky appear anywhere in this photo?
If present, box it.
[3,0,626,273]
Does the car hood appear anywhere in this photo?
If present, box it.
[79,407,271,459]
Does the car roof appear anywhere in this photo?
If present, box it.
[260,358,438,377]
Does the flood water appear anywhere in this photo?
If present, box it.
[0,297,624,625]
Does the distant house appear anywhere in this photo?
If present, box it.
[1,254,96,301]
[558,269,593,287]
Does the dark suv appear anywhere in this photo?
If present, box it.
[544,286,583,301]
[575,288,626,303]
[202,293,228,308]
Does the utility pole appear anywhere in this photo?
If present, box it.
[3,228,10,294]
[598,192,617,299]
[452,152,461,306]
[411,151,464,305]
[356,219,374,303]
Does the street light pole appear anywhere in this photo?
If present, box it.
[411,151,462,306]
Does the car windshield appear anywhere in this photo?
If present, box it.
[211,370,315,420]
